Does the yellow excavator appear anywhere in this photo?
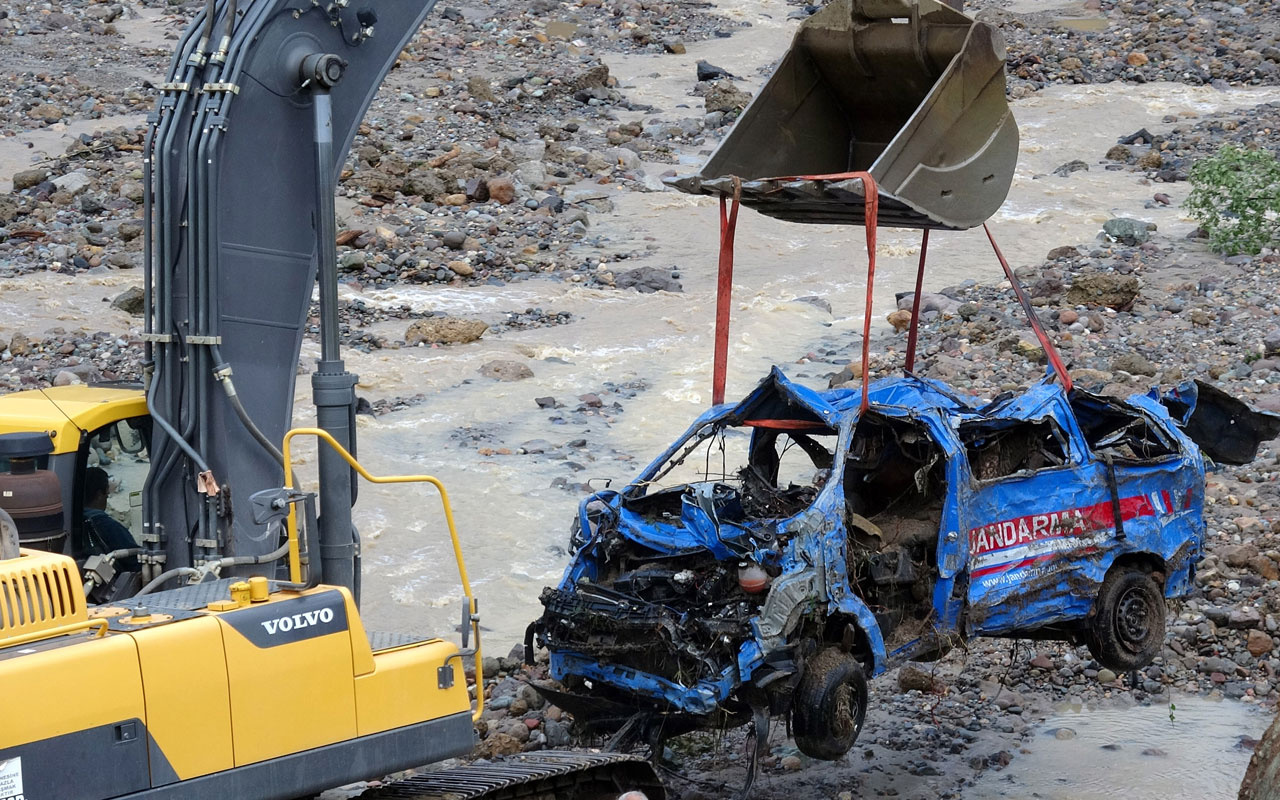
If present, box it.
[0,0,1017,796]
[0,428,664,799]
[0,0,667,794]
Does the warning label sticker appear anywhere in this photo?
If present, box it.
[0,757,23,800]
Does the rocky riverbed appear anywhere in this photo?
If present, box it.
[3,0,1280,796]
[447,223,1280,799]
[989,0,1280,97]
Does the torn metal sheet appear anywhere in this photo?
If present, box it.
[1158,380,1280,466]
[532,368,1277,742]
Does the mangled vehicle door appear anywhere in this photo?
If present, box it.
[962,387,1099,634]
[1067,390,1204,595]
[963,385,1203,635]
[839,393,968,658]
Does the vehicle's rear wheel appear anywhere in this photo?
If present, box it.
[1087,567,1166,672]
[793,647,868,761]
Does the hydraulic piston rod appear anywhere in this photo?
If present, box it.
[307,53,359,600]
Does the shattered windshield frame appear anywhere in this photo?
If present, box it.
[623,413,845,522]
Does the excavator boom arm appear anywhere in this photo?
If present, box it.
[144,0,439,580]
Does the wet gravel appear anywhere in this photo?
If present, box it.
[977,0,1280,97]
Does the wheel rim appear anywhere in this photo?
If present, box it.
[1114,584,1153,652]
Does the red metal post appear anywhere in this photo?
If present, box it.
[983,224,1074,393]
[857,175,879,414]
[710,172,878,411]
[904,228,930,374]
[712,180,742,406]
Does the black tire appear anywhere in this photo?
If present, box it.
[1087,568,1166,672]
[793,647,868,761]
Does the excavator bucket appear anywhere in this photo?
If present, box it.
[670,0,1018,230]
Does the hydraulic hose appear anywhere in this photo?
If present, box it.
[197,0,280,481]
[189,44,226,562]
[142,124,156,364]
[146,376,210,473]
[144,0,220,553]
[135,544,290,596]
[213,0,237,61]
[82,548,146,594]
[211,540,291,569]
[136,566,200,596]
[186,0,256,557]
[142,0,216,567]
[212,358,285,465]
[191,0,275,568]
[199,0,216,50]
[186,31,225,550]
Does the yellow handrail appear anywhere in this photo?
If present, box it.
[1,617,109,649]
[280,427,484,721]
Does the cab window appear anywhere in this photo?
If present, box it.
[79,416,151,551]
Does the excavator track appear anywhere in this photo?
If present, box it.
[363,752,664,800]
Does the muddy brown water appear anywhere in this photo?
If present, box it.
[969,695,1269,798]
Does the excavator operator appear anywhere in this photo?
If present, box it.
[80,466,140,570]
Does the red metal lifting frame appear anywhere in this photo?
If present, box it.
[711,173,1072,409]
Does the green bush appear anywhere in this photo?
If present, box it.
[1184,144,1280,256]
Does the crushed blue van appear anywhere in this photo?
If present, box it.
[531,369,1279,761]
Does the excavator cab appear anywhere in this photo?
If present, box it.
[670,0,1018,229]
[0,386,151,600]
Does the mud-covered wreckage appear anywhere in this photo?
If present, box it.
[530,369,1279,760]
